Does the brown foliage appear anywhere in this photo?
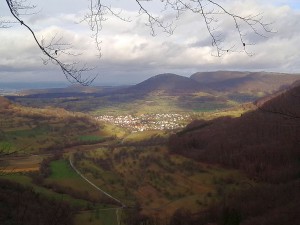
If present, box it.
[0,179,74,225]
[168,85,300,225]
[169,85,300,183]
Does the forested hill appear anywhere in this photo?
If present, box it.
[169,82,300,182]
[168,83,300,225]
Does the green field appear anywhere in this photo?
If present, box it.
[79,135,105,143]
[6,126,48,138]
[49,159,80,179]
[45,159,107,201]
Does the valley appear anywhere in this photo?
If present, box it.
[0,71,299,225]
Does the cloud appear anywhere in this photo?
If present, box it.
[0,0,300,85]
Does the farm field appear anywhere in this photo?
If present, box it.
[0,100,106,154]
[0,155,43,173]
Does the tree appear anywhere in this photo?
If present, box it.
[2,0,273,85]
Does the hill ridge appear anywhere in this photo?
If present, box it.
[190,71,300,92]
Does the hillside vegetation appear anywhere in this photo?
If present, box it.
[0,97,102,155]
[168,84,300,224]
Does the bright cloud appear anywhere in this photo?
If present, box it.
[0,0,300,85]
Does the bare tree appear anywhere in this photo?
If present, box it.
[2,0,274,85]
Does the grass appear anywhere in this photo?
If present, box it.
[6,126,48,138]
[49,159,79,179]
[79,135,105,143]
[45,157,127,210]
[46,159,104,200]
[74,209,119,225]
[0,141,15,154]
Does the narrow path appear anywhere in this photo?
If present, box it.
[69,156,126,208]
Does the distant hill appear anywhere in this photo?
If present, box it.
[191,71,300,93]
[122,71,299,95]
[191,71,249,83]
[120,73,204,95]
[10,71,300,98]
[5,71,300,113]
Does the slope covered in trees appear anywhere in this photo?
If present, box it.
[0,179,74,225]
[168,84,300,224]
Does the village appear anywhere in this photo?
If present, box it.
[95,113,191,132]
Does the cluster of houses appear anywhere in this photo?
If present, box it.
[95,113,191,132]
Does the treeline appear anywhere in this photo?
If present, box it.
[0,179,74,225]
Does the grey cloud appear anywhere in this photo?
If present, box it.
[1,1,300,85]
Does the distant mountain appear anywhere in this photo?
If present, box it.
[120,73,204,95]
[191,71,300,93]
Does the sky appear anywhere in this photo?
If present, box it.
[0,0,300,85]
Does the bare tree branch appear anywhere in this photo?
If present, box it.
[0,17,16,28]
[135,0,175,36]
[87,0,274,57]
[5,0,97,85]
[81,0,131,57]
[2,0,274,85]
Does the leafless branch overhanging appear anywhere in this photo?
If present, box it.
[87,0,274,57]
[3,0,274,85]
[4,0,97,85]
